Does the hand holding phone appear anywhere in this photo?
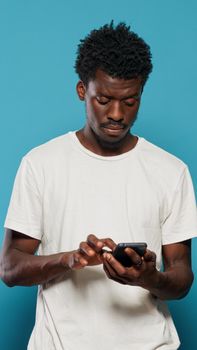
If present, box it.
[112,242,147,267]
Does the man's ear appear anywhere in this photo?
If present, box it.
[76,81,86,100]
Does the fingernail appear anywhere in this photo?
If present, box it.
[103,252,110,259]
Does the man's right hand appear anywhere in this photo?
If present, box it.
[0,230,116,286]
[62,234,116,270]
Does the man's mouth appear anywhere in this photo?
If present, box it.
[103,125,124,130]
[102,125,125,136]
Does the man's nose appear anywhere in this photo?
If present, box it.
[107,100,124,121]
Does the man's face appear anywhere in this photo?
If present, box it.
[77,69,143,145]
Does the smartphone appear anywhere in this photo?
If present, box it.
[113,242,147,267]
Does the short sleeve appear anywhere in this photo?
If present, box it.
[4,157,43,240]
[162,167,197,244]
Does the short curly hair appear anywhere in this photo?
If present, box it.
[75,21,153,86]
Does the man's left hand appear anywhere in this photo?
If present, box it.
[102,248,159,289]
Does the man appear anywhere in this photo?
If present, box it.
[1,22,197,350]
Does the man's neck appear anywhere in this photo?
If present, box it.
[76,128,138,156]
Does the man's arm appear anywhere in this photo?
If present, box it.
[148,240,194,299]
[102,240,194,300]
[0,229,115,287]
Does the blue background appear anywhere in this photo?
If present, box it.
[0,1,196,349]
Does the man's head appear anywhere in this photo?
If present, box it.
[75,22,153,149]
[75,21,152,87]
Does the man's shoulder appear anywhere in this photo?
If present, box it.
[22,131,74,169]
[139,138,187,175]
[25,131,73,160]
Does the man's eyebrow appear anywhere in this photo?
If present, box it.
[97,93,141,100]
[97,93,113,99]
[121,93,141,100]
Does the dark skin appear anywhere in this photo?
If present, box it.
[76,70,141,156]
[0,230,116,286]
[0,69,194,300]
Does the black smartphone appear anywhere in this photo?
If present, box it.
[113,242,147,267]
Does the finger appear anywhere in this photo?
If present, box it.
[101,238,117,251]
[103,261,127,285]
[143,249,157,263]
[79,241,96,257]
[87,234,105,252]
[124,248,143,266]
[103,258,117,276]
[103,252,126,275]
[71,252,88,269]
[103,254,142,285]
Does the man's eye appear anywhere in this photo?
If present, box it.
[96,98,110,105]
[124,98,136,106]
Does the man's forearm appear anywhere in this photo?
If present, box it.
[0,249,70,287]
[144,266,194,300]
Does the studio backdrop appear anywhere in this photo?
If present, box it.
[0,1,196,349]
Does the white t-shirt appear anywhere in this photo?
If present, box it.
[4,131,197,350]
